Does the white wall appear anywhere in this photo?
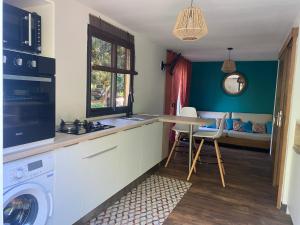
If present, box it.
[53,0,166,124]
[282,16,300,224]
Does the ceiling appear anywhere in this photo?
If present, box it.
[78,0,300,61]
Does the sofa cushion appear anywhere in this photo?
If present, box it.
[233,120,252,133]
[231,112,272,124]
[266,121,273,134]
[227,130,271,141]
[252,123,266,133]
[200,118,217,128]
[226,118,240,130]
[198,111,230,119]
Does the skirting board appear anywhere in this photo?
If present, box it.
[73,158,167,225]
[280,203,288,214]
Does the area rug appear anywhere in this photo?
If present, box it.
[88,175,191,225]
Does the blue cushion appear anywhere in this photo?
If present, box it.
[225,118,240,130]
[225,119,233,130]
[241,121,253,133]
[207,122,216,129]
[266,121,273,134]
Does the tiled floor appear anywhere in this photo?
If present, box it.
[88,175,191,225]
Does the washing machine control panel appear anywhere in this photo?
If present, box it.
[13,168,25,179]
[4,152,54,188]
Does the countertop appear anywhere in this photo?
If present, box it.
[4,114,208,163]
[3,115,159,163]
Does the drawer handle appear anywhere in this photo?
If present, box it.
[83,145,118,159]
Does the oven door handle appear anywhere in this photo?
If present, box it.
[3,74,52,82]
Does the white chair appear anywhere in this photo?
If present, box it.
[164,107,198,168]
[187,113,227,187]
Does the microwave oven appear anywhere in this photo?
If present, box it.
[3,3,42,54]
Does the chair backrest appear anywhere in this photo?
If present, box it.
[214,113,227,139]
[180,107,197,118]
[173,107,198,132]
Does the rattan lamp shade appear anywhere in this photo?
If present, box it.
[173,6,208,41]
[221,59,236,73]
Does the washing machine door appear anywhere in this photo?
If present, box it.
[3,183,50,225]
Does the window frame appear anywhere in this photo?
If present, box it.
[86,25,135,117]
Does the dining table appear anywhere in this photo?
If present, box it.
[158,115,210,171]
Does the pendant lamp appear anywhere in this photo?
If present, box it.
[173,0,208,41]
[221,47,236,73]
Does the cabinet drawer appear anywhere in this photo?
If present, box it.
[54,133,120,225]
[76,133,121,159]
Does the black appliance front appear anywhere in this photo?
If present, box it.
[3,50,55,148]
[3,3,42,54]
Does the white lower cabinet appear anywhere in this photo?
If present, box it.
[140,122,163,172]
[116,127,143,190]
[53,122,163,225]
[53,133,120,225]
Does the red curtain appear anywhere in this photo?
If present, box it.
[164,50,192,115]
[164,50,192,144]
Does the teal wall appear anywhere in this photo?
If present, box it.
[189,61,278,114]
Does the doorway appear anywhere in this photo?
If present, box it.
[272,27,299,208]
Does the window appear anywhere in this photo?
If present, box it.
[87,17,136,117]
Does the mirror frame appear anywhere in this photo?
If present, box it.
[222,72,247,96]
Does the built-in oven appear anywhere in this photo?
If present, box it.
[3,3,42,54]
[3,50,55,153]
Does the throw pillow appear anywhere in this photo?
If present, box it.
[233,121,253,133]
[205,119,217,128]
[226,118,240,130]
[266,121,273,134]
[233,120,242,131]
[207,122,217,129]
[252,123,266,133]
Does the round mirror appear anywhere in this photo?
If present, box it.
[222,72,247,95]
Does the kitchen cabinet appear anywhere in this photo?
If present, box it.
[53,122,163,225]
[140,122,163,172]
[53,133,120,225]
[117,126,143,189]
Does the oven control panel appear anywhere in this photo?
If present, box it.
[3,49,56,76]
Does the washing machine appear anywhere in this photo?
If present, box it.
[3,152,54,225]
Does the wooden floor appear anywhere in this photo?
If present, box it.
[157,144,293,225]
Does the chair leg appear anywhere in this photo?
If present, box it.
[214,140,226,187]
[173,133,182,160]
[165,134,179,168]
[193,137,201,161]
[193,137,197,150]
[187,139,205,181]
[214,140,225,175]
[192,151,197,174]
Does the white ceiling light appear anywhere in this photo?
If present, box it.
[172,0,208,41]
[221,48,236,73]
